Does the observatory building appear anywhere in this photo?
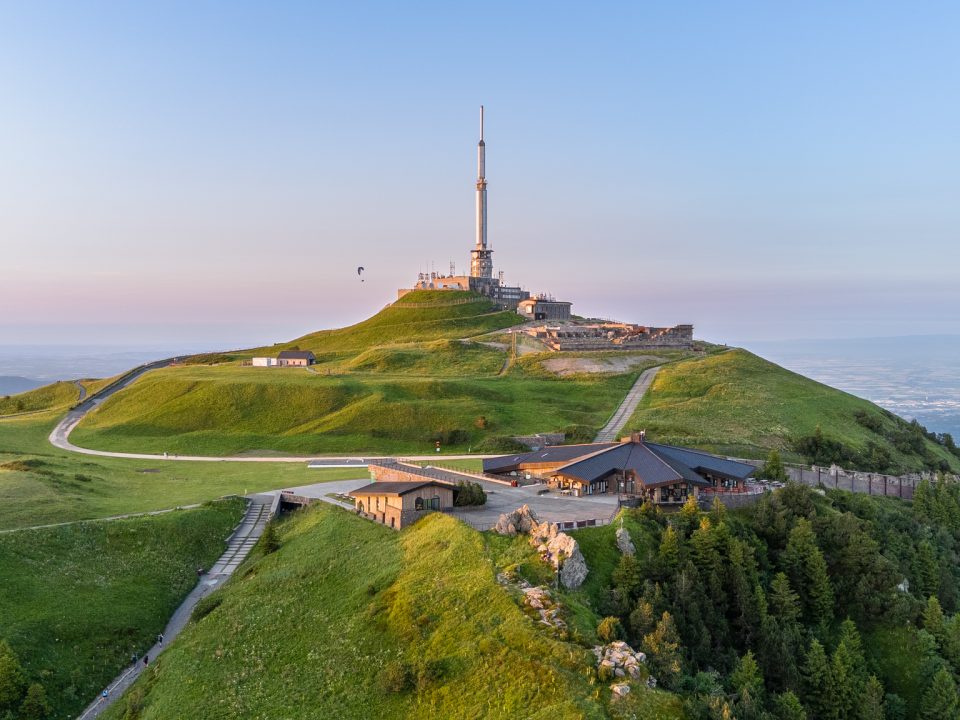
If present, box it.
[400,108,567,316]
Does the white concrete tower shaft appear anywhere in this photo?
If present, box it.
[470,105,494,279]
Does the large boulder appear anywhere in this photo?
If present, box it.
[494,504,540,535]
[615,527,635,555]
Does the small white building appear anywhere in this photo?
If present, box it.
[252,357,278,367]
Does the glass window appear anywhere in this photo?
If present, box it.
[415,497,424,511]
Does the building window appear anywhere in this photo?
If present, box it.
[415,497,424,511]
[431,496,440,510]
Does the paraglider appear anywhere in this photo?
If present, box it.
[357,266,365,282]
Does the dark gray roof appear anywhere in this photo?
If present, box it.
[277,350,316,360]
[482,443,618,474]
[646,443,755,480]
[348,480,451,497]
[553,443,712,488]
[484,439,751,489]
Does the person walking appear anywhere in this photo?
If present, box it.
[157,632,164,646]
[143,654,149,666]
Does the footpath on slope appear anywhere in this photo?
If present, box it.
[593,366,661,443]
[76,494,276,720]
[0,504,202,535]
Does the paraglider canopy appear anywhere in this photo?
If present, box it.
[357,266,365,282]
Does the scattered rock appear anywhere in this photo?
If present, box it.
[595,640,647,683]
[520,586,567,631]
[646,676,657,689]
[615,527,635,555]
[610,682,631,698]
[495,506,588,589]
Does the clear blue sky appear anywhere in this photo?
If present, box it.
[2,1,958,347]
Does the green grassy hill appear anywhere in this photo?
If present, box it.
[102,504,683,720]
[626,349,959,473]
[0,499,245,719]
[60,292,959,471]
[0,381,80,415]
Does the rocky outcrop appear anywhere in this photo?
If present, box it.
[610,683,631,698]
[521,585,567,631]
[615,527,635,555]
[494,504,541,535]
[593,640,647,681]
[496,505,588,589]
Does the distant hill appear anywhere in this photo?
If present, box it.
[0,376,43,396]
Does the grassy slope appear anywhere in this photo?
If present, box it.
[262,289,524,357]
[69,363,641,455]
[69,290,691,456]
[0,413,363,530]
[0,380,80,415]
[626,349,958,470]
[103,505,670,720]
[0,499,245,719]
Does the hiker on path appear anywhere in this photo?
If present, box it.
[143,654,149,666]
[157,633,164,646]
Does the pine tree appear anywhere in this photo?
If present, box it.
[782,519,834,625]
[18,683,51,720]
[730,650,765,702]
[919,667,959,720]
[922,595,946,645]
[942,614,960,672]
[801,639,833,720]
[837,619,868,685]
[772,691,808,720]
[914,541,940,600]
[641,611,683,690]
[857,675,885,720]
[710,495,727,526]
[769,572,802,626]
[829,639,861,720]
[913,479,934,523]
[658,524,681,575]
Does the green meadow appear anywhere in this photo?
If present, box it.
[0,413,362,531]
[0,499,245,719]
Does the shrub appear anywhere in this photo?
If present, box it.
[756,449,788,482]
[380,660,413,693]
[561,425,595,444]
[191,593,223,622]
[474,436,529,453]
[260,522,280,554]
[597,616,624,644]
[453,481,487,507]
[0,640,26,712]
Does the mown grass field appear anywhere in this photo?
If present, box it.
[626,348,959,471]
[0,413,364,530]
[103,504,684,720]
[0,498,245,719]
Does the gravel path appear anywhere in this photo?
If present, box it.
[76,494,275,720]
[593,366,660,442]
